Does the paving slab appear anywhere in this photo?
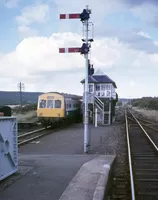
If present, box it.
[0,154,115,200]
[0,154,95,200]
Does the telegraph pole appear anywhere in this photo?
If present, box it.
[59,6,93,153]
[17,82,25,113]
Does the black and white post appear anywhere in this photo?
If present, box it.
[59,5,93,153]
[84,6,90,153]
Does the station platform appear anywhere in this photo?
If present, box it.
[0,123,122,200]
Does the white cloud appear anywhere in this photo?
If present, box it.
[153,41,158,46]
[5,0,20,8]
[137,31,151,39]
[149,54,158,67]
[18,25,39,38]
[130,3,158,26]
[16,3,49,25]
[129,80,136,87]
[1,32,158,97]
[131,51,153,68]
[16,3,50,37]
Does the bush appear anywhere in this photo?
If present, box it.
[117,101,122,106]
[12,103,37,114]
[132,97,158,110]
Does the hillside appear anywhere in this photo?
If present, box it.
[132,97,158,110]
[0,91,43,105]
[0,90,128,106]
[0,91,82,106]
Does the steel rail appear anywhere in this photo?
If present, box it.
[18,127,48,139]
[18,126,51,145]
[136,117,156,125]
[125,109,136,200]
[127,116,158,132]
[18,132,48,145]
[129,109,158,151]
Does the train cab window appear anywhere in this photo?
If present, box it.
[55,100,61,108]
[39,100,46,108]
[47,100,53,108]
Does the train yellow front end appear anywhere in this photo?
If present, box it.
[37,92,65,127]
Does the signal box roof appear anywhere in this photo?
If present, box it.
[81,69,117,88]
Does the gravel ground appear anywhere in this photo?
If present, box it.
[106,107,131,200]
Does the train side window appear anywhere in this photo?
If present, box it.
[47,100,53,108]
[55,100,61,108]
[39,100,46,108]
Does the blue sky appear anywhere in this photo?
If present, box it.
[0,0,158,98]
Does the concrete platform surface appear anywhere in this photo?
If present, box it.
[59,155,115,200]
[19,123,122,155]
[0,154,115,200]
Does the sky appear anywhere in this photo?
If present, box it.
[1,0,158,98]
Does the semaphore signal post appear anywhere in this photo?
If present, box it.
[59,5,94,153]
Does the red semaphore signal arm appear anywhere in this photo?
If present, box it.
[59,48,81,53]
[60,13,80,19]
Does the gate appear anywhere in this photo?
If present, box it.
[0,117,18,181]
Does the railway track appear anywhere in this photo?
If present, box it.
[126,108,158,199]
[18,120,76,146]
[18,126,52,145]
[108,107,158,199]
[107,107,131,200]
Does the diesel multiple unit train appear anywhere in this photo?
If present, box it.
[37,92,83,127]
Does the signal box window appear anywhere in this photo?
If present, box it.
[39,100,46,108]
[96,85,100,91]
[89,84,93,93]
[55,100,61,108]
[101,85,106,90]
[47,100,53,108]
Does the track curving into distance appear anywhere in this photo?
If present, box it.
[126,108,158,200]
